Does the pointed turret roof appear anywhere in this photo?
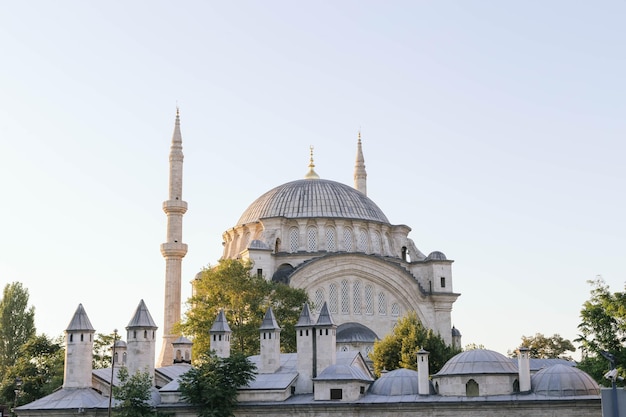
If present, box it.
[173,336,193,346]
[295,303,315,328]
[259,307,280,331]
[315,302,336,327]
[171,107,183,146]
[66,304,95,332]
[210,309,232,333]
[126,299,158,329]
[353,131,367,195]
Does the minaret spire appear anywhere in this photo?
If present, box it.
[304,145,320,179]
[158,108,188,367]
[354,131,367,195]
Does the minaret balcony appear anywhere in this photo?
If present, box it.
[160,242,188,257]
[162,199,188,214]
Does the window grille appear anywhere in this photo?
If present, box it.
[289,227,299,253]
[353,280,362,314]
[307,227,317,252]
[341,280,349,314]
[365,285,373,315]
[326,227,336,252]
[378,292,386,315]
[343,228,353,252]
[391,302,400,317]
[357,229,368,252]
[314,288,325,313]
[329,283,338,314]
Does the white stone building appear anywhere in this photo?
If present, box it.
[15,110,602,416]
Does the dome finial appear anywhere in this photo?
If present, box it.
[304,145,320,179]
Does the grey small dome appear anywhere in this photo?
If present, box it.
[237,179,389,226]
[451,326,462,337]
[427,251,447,261]
[436,349,518,376]
[532,364,600,397]
[370,368,419,395]
[114,340,127,348]
[337,322,378,343]
[248,239,270,250]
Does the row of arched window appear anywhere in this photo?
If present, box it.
[313,280,401,318]
[288,226,391,255]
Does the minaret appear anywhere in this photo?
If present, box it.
[126,300,158,379]
[353,131,367,195]
[63,304,95,388]
[158,108,188,367]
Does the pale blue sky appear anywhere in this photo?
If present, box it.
[0,1,624,357]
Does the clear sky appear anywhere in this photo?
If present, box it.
[0,1,624,358]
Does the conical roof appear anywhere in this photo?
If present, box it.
[295,303,314,328]
[126,299,158,329]
[66,304,95,332]
[210,309,232,333]
[259,307,280,331]
[315,302,336,327]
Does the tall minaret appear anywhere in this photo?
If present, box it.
[354,131,367,195]
[158,108,188,367]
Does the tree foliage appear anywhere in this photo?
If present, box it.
[369,311,460,377]
[113,367,154,417]
[93,332,116,369]
[0,282,36,374]
[576,277,626,385]
[181,259,309,356]
[509,333,575,359]
[0,334,64,407]
[179,351,256,417]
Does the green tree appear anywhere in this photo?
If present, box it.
[369,311,460,377]
[179,351,256,417]
[181,259,308,357]
[113,367,154,417]
[0,282,36,373]
[576,277,626,385]
[0,334,64,407]
[93,332,116,369]
[509,333,575,359]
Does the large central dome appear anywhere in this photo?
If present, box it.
[236,178,390,226]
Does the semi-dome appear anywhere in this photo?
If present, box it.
[436,349,518,376]
[236,178,390,226]
[532,364,600,397]
[337,322,379,344]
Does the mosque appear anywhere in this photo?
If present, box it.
[16,111,601,416]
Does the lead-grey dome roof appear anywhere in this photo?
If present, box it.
[531,364,600,397]
[435,349,518,376]
[337,322,378,343]
[370,368,419,395]
[237,179,389,226]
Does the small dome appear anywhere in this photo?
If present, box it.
[427,251,447,261]
[532,364,600,397]
[114,340,127,348]
[337,322,378,344]
[370,368,419,395]
[236,179,390,226]
[436,349,518,376]
[248,239,270,250]
[451,326,462,337]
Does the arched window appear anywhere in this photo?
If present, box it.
[341,280,349,314]
[122,352,127,364]
[326,227,336,252]
[372,231,382,254]
[329,283,338,314]
[353,280,362,314]
[289,227,299,253]
[378,292,387,315]
[307,227,317,252]
[391,302,401,317]
[114,352,118,365]
[314,288,325,313]
[343,228,353,252]
[274,238,281,253]
[466,379,479,397]
[365,285,373,315]
[357,229,368,252]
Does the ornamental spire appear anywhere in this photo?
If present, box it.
[354,131,367,195]
[304,145,320,179]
